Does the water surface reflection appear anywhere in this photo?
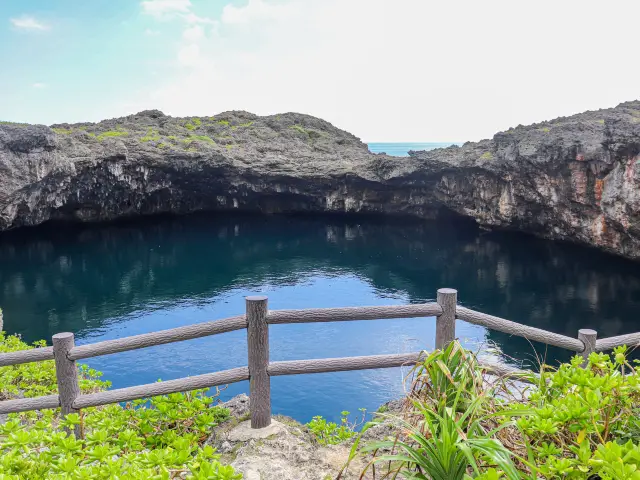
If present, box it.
[1,214,639,421]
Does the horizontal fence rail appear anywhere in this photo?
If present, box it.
[68,315,247,361]
[268,352,426,376]
[1,287,639,436]
[455,307,585,352]
[266,303,442,324]
[73,367,250,409]
[0,394,60,415]
[0,346,54,367]
[595,332,640,352]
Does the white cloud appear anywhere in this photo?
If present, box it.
[141,0,215,26]
[177,43,203,67]
[182,25,204,42]
[32,83,47,89]
[144,28,160,36]
[180,12,217,25]
[133,0,640,141]
[141,0,191,18]
[10,16,50,31]
[221,0,292,24]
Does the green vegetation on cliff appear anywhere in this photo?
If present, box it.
[52,128,73,135]
[96,130,128,141]
[185,118,202,130]
[184,134,215,145]
[140,128,161,143]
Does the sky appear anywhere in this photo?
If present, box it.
[1,0,639,142]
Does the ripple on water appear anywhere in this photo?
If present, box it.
[1,213,639,423]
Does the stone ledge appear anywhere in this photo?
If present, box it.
[227,419,287,442]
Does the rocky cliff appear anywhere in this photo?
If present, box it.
[1,102,639,259]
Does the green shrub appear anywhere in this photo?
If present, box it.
[216,120,230,127]
[184,118,202,130]
[289,125,309,136]
[184,118,202,131]
[0,334,108,399]
[52,128,73,135]
[306,410,364,445]
[517,346,640,478]
[96,131,128,141]
[183,135,215,145]
[0,121,27,127]
[0,333,240,479]
[141,128,160,143]
[354,342,522,480]
[348,341,640,479]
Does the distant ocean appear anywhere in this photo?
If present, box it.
[367,142,460,157]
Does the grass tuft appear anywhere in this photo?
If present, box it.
[96,130,128,141]
[344,341,640,479]
[290,124,310,136]
[52,127,73,135]
[184,134,215,145]
[231,121,254,130]
[140,128,161,143]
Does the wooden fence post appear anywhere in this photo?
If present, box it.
[578,329,597,367]
[436,288,457,350]
[246,296,271,429]
[52,332,81,438]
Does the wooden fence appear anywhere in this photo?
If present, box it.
[0,288,638,436]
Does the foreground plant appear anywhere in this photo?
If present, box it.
[0,332,242,479]
[348,342,523,479]
[361,401,521,480]
[306,409,366,445]
[345,341,640,479]
[519,345,640,479]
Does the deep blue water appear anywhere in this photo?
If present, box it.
[1,214,640,424]
[368,142,460,156]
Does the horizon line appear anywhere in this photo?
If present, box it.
[364,141,464,144]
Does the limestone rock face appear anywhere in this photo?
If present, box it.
[407,100,640,259]
[1,101,640,259]
[209,395,369,480]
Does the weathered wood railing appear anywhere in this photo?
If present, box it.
[0,288,637,435]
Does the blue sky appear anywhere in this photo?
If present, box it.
[0,1,226,126]
[1,0,639,142]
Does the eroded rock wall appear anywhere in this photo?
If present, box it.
[1,102,640,259]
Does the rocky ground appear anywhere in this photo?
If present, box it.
[1,101,639,259]
[210,394,399,480]
[210,370,531,480]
